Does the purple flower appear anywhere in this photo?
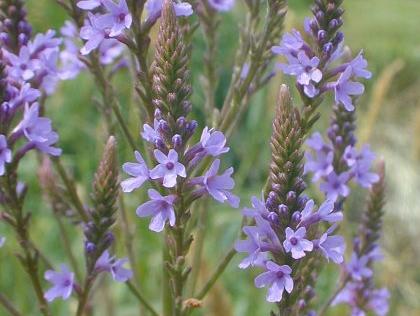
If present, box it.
[4,83,40,110]
[200,127,229,157]
[347,254,373,281]
[368,288,390,316]
[272,30,304,57]
[254,261,293,303]
[98,39,125,64]
[14,103,62,156]
[208,0,235,12]
[333,66,365,111]
[77,0,102,10]
[0,236,5,247]
[299,199,342,226]
[343,145,358,167]
[242,195,269,218]
[80,13,108,55]
[314,226,345,264]
[278,51,322,98]
[319,171,350,201]
[350,51,372,79]
[199,159,239,208]
[28,30,62,56]
[141,119,160,143]
[121,151,149,192]
[305,133,334,180]
[0,135,12,176]
[150,149,186,188]
[349,146,379,188]
[4,46,39,81]
[44,264,74,302]
[98,0,132,37]
[235,225,268,269]
[145,0,193,19]
[95,250,133,282]
[283,227,313,259]
[136,189,176,232]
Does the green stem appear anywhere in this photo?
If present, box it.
[76,278,94,316]
[52,158,89,223]
[126,281,160,316]
[53,212,82,282]
[0,293,22,316]
[318,275,350,316]
[195,248,235,301]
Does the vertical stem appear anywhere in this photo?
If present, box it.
[162,244,173,316]
[53,212,82,282]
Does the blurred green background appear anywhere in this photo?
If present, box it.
[1,0,420,315]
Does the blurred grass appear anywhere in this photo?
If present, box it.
[0,0,419,315]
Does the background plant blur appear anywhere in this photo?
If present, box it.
[0,0,419,315]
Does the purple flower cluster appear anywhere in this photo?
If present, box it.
[0,11,64,174]
[59,21,125,80]
[305,132,379,202]
[235,195,345,302]
[77,0,133,55]
[272,6,371,111]
[122,110,239,232]
[44,250,132,302]
[333,249,389,316]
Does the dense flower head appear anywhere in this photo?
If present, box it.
[272,1,371,112]
[44,264,75,302]
[305,131,379,202]
[236,193,344,303]
[123,107,238,232]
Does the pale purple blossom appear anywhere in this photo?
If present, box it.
[136,189,176,232]
[368,288,390,316]
[254,261,293,303]
[14,103,62,156]
[145,0,193,19]
[314,226,345,264]
[150,149,186,188]
[350,51,372,79]
[4,46,39,81]
[319,171,350,201]
[271,30,304,57]
[349,146,379,188]
[200,127,229,157]
[242,195,269,218]
[141,119,160,143]
[80,13,108,55]
[278,51,322,98]
[283,227,313,259]
[95,250,133,282]
[98,0,132,37]
[235,225,268,269]
[347,254,373,281]
[44,264,74,302]
[0,236,5,247]
[197,159,239,208]
[208,0,235,12]
[333,66,365,111]
[0,135,12,176]
[121,151,149,192]
[305,133,334,180]
[77,0,102,10]
[299,199,342,226]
